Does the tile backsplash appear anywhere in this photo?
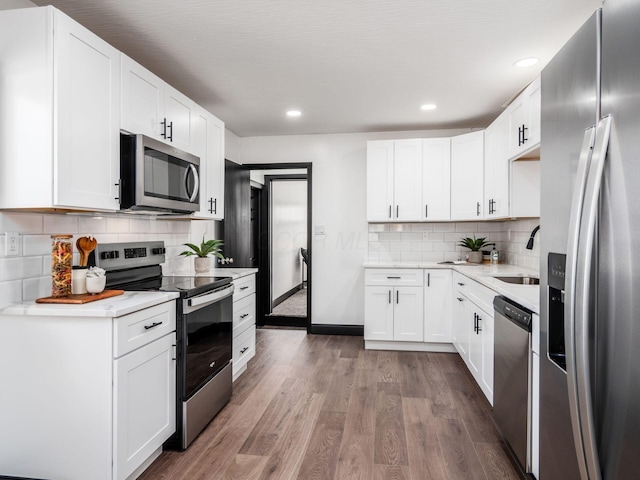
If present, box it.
[367,218,540,271]
[0,212,220,307]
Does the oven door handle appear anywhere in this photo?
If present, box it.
[188,284,234,308]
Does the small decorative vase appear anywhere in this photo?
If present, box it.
[194,257,211,274]
[467,251,483,264]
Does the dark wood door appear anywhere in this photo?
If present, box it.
[222,160,251,267]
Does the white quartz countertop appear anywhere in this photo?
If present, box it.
[364,261,540,313]
[0,291,179,318]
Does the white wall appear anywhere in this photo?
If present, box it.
[235,128,471,326]
[271,180,307,302]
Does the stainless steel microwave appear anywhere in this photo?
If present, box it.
[120,133,200,213]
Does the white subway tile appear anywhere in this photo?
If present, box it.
[367,252,380,261]
[379,252,401,262]
[411,242,433,252]
[368,233,379,242]
[401,252,423,262]
[456,222,477,232]
[400,232,422,242]
[368,224,388,233]
[23,235,50,256]
[389,241,411,252]
[77,216,108,234]
[107,217,130,232]
[129,218,151,233]
[432,223,456,232]
[23,276,51,301]
[368,242,387,252]
[0,280,22,307]
[379,232,401,242]
[0,257,43,281]
[427,232,445,242]
[422,252,444,262]
[150,220,170,234]
[410,223,433,232]
[117,234,140,243]
[0,212,43,234]
[443,251,461,262]
[389,223,410,232]
[444,232,462,242]
[43,214,78,234]
[95,234,119,244]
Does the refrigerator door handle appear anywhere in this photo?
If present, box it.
[564,125,597,480]
[569,115,613,480]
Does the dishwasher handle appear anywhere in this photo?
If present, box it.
[493,295,532,331]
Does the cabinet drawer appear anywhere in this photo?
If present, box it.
[365,269,424,287]
[233,274,256,302]
[467,279,496,315]
[114,301,176,357]
[233,294,256,338]
[453,271,470,297]
[233,324,256,375]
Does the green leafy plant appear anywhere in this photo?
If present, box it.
[180,236,225,259]
[458,236,491,252]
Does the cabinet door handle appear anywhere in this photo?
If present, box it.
[396,290,399,304]
[167,121,174,142]
[240,313,249,319]
[473,313,477,333]
[114,180,121,203]
[396,205,399,218]
[213,198,217,214]
[457,297,464,302]
[476,202,480,216]
[389,205,392,219]
[457,282,465,286]
[427,273,430,287]
[386,276,401,279]
[161,118,167,139]
[209,197,214,214]
[144,321,162,330]
[476,315,482,334]
[425,204,428,218]
[522,124,528,144]
[240,347,249,354]
[240,286,249,290]
[388,290,391,304]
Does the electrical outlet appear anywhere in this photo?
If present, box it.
[314,225,326,235]
[422,231,429,241]
[5,232,19,256]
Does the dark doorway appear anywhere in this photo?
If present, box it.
[244,163,312,333]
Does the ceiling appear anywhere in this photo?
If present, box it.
[19,0,601,137]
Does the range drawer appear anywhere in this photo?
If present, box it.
[364,268,424,287]
[453,271,470,296]
[233,294,256,338]
[114,301,176,357]
[233,274,256,302]
[233,324,256,374]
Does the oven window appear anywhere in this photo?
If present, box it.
[184,297,232,398]
[144,148,198,203]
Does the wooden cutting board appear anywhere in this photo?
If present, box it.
[36,290,124,304]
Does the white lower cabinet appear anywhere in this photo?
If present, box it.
[452,273,495,405]
[364,285,423,341]
[424,269,452,343]
[232,274,257,380]
[0,300,177,480]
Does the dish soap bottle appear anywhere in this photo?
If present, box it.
[490,246,499,264]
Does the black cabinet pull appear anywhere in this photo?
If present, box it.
[473,313,477,333]
[389,205,392,219]
[476,315,482,334]
[457,282,465,286]
[522,125,528,144]
[388,290,391,304]
[425,204,428,218]
[396,205,399,217]
[386,276,401,279]
[240,347,249,354]
[457,297,464,302]
[167,121,173,142]
[427,273,430,287]
[396,290,399,304]
[240,313,249,319]
[208,197,214,214]
[144,321,162,330]
[213,198,217,214]
[476,202,480,216]
[240,286,249,290]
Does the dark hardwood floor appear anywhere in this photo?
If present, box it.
[140,329,525,480]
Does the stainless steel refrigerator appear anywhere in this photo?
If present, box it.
[540,1,640,479]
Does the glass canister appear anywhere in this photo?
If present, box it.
[51,234,73,297]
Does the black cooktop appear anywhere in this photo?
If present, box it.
[109,270,232,298]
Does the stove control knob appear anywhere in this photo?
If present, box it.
[152,247,166,255]
[100,250,120,260]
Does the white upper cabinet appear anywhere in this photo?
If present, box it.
[193,108,225,220]
[484,110,510,219]
[507,76,541,160]
[450,131,484,221]
[367,139,422,222]
[393,139,423,221]
[0,6,120,211]
[121,54,196,155]
[366,141,395,222]
[422,138,451,221]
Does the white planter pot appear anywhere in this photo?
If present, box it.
[194,257,211,273]
[466,251,483,264]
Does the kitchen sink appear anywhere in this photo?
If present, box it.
[494,276,540,285]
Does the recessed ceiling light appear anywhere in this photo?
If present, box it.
[420,104,437,111]
[286,110,302,117]
[514,57,539,68]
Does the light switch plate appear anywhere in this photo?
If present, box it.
[314,225,326,235]
[5,232,19,256]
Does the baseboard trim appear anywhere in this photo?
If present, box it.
[262,315,307,328]
[272,284,303,307]
[310,324,364,336]
[364,340,456,353]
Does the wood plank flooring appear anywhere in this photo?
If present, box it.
[139,328,525,480]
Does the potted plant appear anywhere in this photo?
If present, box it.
[180,236,225,273]
[458,236,491,264]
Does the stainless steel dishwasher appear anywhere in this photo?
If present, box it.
[493,295,532,472]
